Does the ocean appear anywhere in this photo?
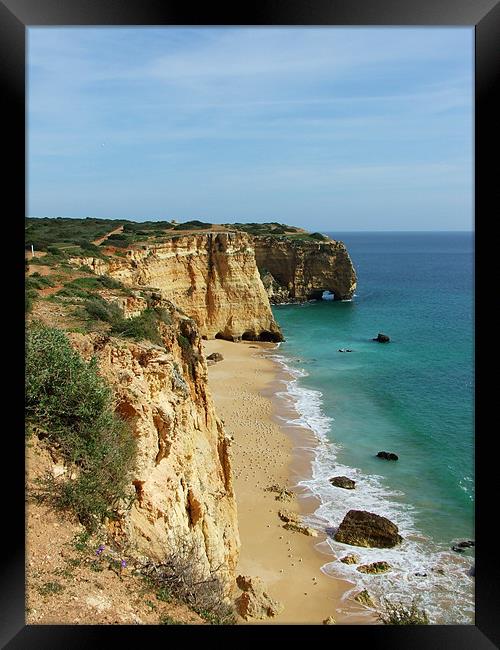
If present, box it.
[269,231,474,624]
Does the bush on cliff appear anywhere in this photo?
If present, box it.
[141,536,236,625]
[26,322,136,530]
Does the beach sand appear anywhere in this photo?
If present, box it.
[203,339,376,625]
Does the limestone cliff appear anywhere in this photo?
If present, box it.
[253,236,357,302]
[68,302,240,583]
[74,232,283,342]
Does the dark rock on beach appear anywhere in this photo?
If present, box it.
[334,509,403,548]
[329,476,356,489]
[377,451,399,461]
[373,333,390,343]
[206,352,224,362]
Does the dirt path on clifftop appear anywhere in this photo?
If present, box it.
[93,225,124,246]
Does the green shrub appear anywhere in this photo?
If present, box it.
[112,308,163,345]
[26,275,55,290]
[377,597,429,625]
[25,289,37,314]
[26,322,136,529]
[84,297,124,325]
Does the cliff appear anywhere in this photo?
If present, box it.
[67,301,240,584]
[75,232,283,342]
[253,236,357,302]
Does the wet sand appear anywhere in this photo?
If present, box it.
[203,339,375,625]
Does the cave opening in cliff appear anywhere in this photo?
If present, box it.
[258,330,281,342]
[241,331,255,341]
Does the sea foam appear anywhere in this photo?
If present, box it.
[267,350,475,624]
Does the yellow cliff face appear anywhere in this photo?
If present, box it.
[254,236,357,302]
[68,308,240,583]
[74,232,283,342]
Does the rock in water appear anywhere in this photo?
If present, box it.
[334,509,403,548]
[329,476,356,489]
[376,451,399,461]
[339,553,360,565]
[373,333,390,343]
[357,561,391,574]
[235,575,284,620]
[353,589,375,607]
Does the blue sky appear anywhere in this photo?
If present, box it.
[27,27,474,231]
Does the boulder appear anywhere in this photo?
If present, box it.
[376,451,399,461]
[353,589,375,607]
[339,553,360,565]
[357,561,391,574]
[278,509,300,524]
[373,333,390,343]
[334,509,403,548]
[206,352,224,362]
[456,540,475,549]
[235,575,284,620]
[323,616,336,624]
[265,484,293,501]
[283,522,318,537]
[329,476,356,489]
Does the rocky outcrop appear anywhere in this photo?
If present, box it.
[373,333,390,343]
[278,509,301,524]
[339,553,360,565]
[376,451,399,461]
[68,303,240,585]
[353,590,375,607]
[283,522,318,537]
[323,616,337,624]
[235,575,284,620]
[71,232,283,342]
[253,235,357,302]
[329,476,356,489]
[357,561,391,574]
[334,510,403,548]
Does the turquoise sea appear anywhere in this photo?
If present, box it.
[269,231,474,623]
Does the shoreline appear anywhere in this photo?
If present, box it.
[203,338,376,625]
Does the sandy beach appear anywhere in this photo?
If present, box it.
[203,338,376,625]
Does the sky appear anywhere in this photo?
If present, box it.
[27,27,474,231]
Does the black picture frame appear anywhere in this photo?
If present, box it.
[3,0,498,647]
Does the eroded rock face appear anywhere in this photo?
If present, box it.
[71,232,283,342]
[235,575,284,620]
[68,305,240,585]
[334,510,403,548]
[254,236,357,302]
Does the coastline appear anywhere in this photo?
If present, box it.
[203,338,376,625]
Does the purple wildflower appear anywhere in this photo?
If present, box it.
[96,544,105,556]
[121,559,127,569]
